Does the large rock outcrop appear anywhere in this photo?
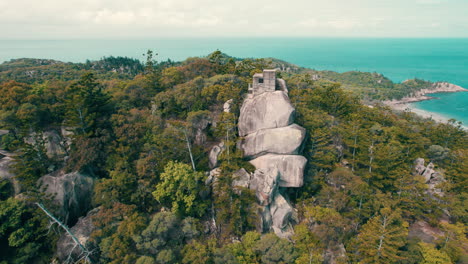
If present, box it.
[237,69,306,237]
[38,172,94,225]
[238,91,295,137]
[413,158,445,197]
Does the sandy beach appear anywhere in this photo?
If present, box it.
[382,82,468,129]
[385,100,468,130]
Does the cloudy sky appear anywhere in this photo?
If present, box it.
[2,0,468,39]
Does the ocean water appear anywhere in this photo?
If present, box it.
[1,38,467,125]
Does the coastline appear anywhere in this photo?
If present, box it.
[383,82,468,130]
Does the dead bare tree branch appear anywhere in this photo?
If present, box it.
[35,203,92,263]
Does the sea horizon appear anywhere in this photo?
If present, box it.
[1,37,467,126]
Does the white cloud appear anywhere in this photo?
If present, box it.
[327,19,361,30]
[0,0,467,38]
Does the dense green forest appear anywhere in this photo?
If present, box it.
[0,51,466,264]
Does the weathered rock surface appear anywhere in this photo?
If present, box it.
[223,99,233,113]
[209,142,225,169]
[413,158,446,197]
[0,151,21,195]
[238,91,295,137]
[25,129,69,159]
[250,168,280,206]
[250,154,307,187]
[414,158,426,175]
[270,194,293,231]
[236,70,307,238]
[57,207,99,261]
[38,172,94,224]
[241,124,305,159]
[408,220,444,243]
[276,78,288,94]
[422,162,437,181]
[232,168,251,189]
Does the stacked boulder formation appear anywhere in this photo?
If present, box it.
[238,69,307,237]
[413,158,445,197]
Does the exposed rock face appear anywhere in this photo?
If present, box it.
[241,124,306,159]
[223,99,233,113]
[209,142,225,169]
[250,168,279,206]
[25,129,70,159]
[408,220,444,243]
[238,91,295,137]
[0,150,21,195]
[413,158,446,197]
[270,194,293,232]
[190,115,212,146]
[232,168,251,189]
[57,207,99,262]
[414,158,426,175]
[250,154,306,188]
[38,172,94,225]
[237,70,306,237]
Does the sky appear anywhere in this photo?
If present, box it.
[1,0,468,39]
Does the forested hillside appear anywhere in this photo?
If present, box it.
[0,51,466,264]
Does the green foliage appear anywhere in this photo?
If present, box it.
[254,233,298,264]
[293,224,324,264]
[213,162,257,240]
[351,207,409,264]
[153,161,208,217]
[418,242,452,264]
[0,198,55,264]
[0,52,467,264]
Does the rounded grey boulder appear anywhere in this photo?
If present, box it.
[238,91,295,137]
[249,154,307,188]
[241,124,306,159]
[38,172,94,225]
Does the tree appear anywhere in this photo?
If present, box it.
[293,224,324,264]
[64,72,112,136]
[182,240,213,264]
[352,207,408,264]
[153,161,208,217]
[254,233,298,264]
[418,242,452,264]
[436,222,468,263]
[0,198,54,264]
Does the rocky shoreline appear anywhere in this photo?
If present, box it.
[383,82,467,129]
[384,82,467,105]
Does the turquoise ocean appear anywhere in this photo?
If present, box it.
[1,38,467,125]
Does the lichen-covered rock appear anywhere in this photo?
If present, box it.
[56,207,99,261]
[250,168,280,206]
[208,142,225,169]
[38,172,94,224]
[241,124,305,159]
[250,154,307,187]
[238,91,295,136]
